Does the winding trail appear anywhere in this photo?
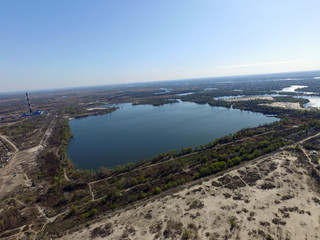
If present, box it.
[0,133,19,152]
[34,204,66,233]
[88,182,95,201]
[63,168,70,182]
[298,131,320,165]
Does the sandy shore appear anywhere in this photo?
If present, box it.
[261,102,306,110]
[225,96,274,102]
[86,107,108,111]
[61,150,320,240]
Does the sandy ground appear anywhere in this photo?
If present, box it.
[223,97,309,111]
[61,150,320,240]
[86,107,108,111]
[225,96,274,102]
[261,102,306,110]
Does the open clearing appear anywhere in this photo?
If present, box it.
[261,102,306,110]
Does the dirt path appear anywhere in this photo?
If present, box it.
[63,168,70,182]
[300,147,312,163]
[39,119,55,146]
[88,182,95,201]
[299,131,320,144]
[297,131,320,165]
[33,204,67,234]
[0,133,19,152]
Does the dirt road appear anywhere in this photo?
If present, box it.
[0,133,19,152]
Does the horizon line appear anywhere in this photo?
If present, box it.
[1,69,320,95]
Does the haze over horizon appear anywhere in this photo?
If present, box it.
[1,0,320,92]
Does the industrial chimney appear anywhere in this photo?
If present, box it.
[26,92,32,113]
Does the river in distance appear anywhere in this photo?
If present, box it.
[67,101,278,170]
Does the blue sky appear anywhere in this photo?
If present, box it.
[1,0,319,92]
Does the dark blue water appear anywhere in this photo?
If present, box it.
[67,101,278,170]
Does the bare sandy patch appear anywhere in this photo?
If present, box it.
[225,96,274,102]
[261,102,306,110]
[86,107,108,111]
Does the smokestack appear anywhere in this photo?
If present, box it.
[26,92,32,113]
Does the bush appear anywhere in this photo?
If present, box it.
[91,208,98,216]
[24,197,34,204]
[230,220,236,229]
[128,194,138,202]
[178,178,185,185]
[200,167,211,177]
[312,156,319,164]
[110,203,118,209]
[193,172,200,179]
[140,191,147,199]
[182,229,190,239]
[266,235,274,240]
[153,187,162,195]
[81,208,98,219]
[69,205,78,215]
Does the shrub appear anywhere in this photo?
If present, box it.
[193,172,200,179]
[266,235,274,240]
[312,156,319,164]
[81,208,98,219]
[200,167,211,177]
[140,191,147,199]
[91,208,98,216]
[230,220,236,229]
[182,229,190,239]
[178,178,185,185]
[128,194,138,202]
[110,203,118,209]
[24,197,34,204]
[69,205,78,215]
[153,187,162,195]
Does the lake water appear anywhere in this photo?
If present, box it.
[280,85,308,92]
[279,85,320,108]
[296,95,320,108]
[67,101,278,170]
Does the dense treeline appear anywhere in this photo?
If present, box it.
[132,98,178,106]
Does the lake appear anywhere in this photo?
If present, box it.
[67,101,278,170]
[279,85,320,108]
